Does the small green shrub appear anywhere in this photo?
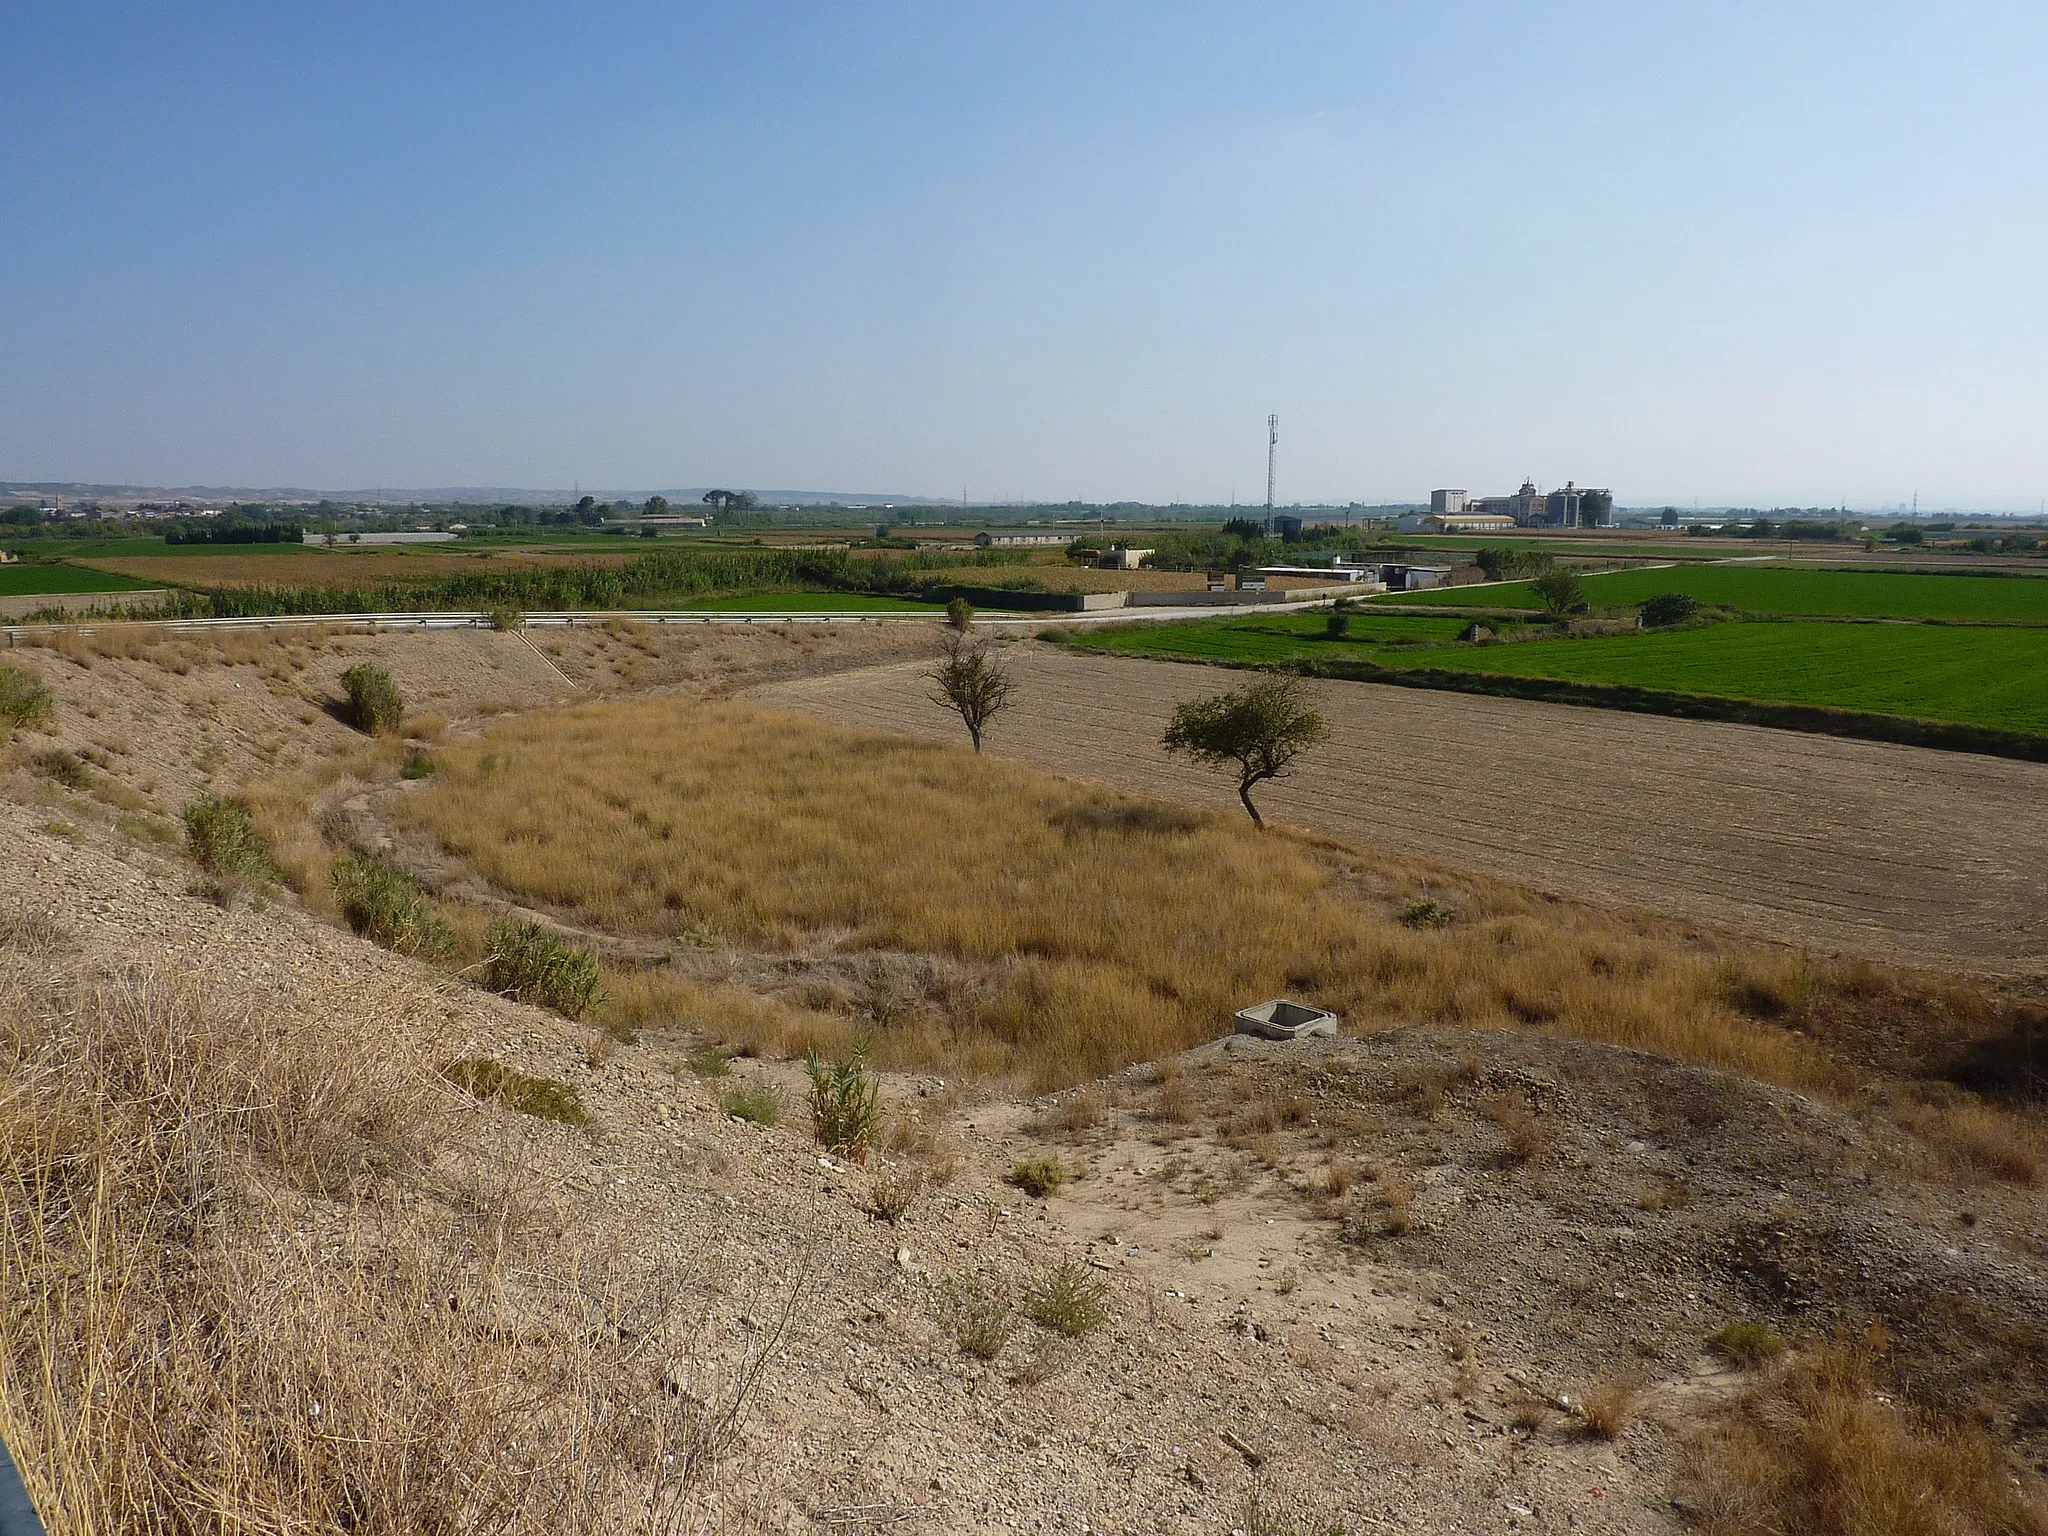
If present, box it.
[946,597,974,631]
[939,1275,1011,1360]
[182,795,275,880]
[441,1057,590,1125]
[1708,1319,1786,1368]
[484,607,523,632]
[0,664,54,737]
[1399,897,1455,929]
[724,1082,781,1127]
[1324,610,1351,639]
[339,664,404,735]
[1022,1258,1109,1338]
[400,750,436,780]
[330,853,453,958]
[1006,1158,1067,1198]
[687,1046,732,1078]
[1640,592,1698,628]
[806,1046,881,1161]
[483,916,604,1019]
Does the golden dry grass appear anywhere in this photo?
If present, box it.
[395,696,1836,1091]
[0,945,750,1532]
[1685,1333,2048,1536]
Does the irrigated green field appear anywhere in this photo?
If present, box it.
[0,562,160,597]
[1383,623,2048,734]
[1075,612,2048,737]
[1388,563,2048,622]
[1077,612,1466,662]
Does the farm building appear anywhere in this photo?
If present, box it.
[1097,545,1153,570]
[974,531,1068,548]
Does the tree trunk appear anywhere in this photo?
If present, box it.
[1238,777,1264,826]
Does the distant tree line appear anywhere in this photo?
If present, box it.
[164,519,304,545]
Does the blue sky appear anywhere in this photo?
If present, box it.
[3,2,2043,508]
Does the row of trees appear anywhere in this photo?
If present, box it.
[925,607,1325,825]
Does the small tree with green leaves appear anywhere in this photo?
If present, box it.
[1531,568,1587,616]
[1161,673,1327,827]
[946,597,974,632]
[926,633,1014,753]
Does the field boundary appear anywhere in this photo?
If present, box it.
[1072,644,2048,763]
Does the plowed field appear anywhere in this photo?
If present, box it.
[753,645,2048,975]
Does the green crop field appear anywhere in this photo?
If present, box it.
[1381,623,2048,735]
[1385,563,2048,622]
[1077,612,2048,737]
[0,563,161,597]
[1071,611,1467,664]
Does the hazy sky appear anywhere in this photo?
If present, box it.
[3,2,2044,508]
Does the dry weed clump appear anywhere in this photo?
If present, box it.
[1483,1089,1552,1165]
[0,954,765,1532]
[1684,1332,2048,1536]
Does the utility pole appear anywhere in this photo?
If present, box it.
[1264,414,1278,534]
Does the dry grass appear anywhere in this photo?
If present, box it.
[1483,1089,1552,1165]
[1685,1334,2048,1536]
[0,953,740,1532]
[1580,1381,1637,1440]
[395,697,1841,1092]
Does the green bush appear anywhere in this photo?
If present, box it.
[0,664,54,738]
[484,606,523,632]
[1006,1158,1068,1198]
[1640,592,1698,628]
[1022,1258,1109,1338]
[483,917,604,1019]
[1324,610,1351,639]
[330,853,453,958]
[806,1046,881,1161]
[723,1082,781,1127]
[399,750,436,780]
[1707,1319,1785,1368]
[1398,897,1455,929]
[339,664,404,734]
[687,1046,733,1078]
[441,1057,589,1125]
[946,597,974,631]
[182,795,275,880]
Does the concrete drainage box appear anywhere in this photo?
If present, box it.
[1233,999,1337,1041]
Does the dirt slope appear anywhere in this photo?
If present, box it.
[753,645,2048,977]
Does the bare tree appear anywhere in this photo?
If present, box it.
[1161,672,1327,826]
[926,632,1014,753]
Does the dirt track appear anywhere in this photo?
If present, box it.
[754,645,2048,977]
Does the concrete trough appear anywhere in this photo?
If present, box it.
[1233,999,1338,1041]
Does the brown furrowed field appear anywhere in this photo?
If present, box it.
[753,644,2048,977]
[81,547,638,588]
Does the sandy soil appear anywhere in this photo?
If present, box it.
[752,644,2048,977]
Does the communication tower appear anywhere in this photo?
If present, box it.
[1264,414,1278,532]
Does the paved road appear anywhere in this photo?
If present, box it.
[753,646,2048,978]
